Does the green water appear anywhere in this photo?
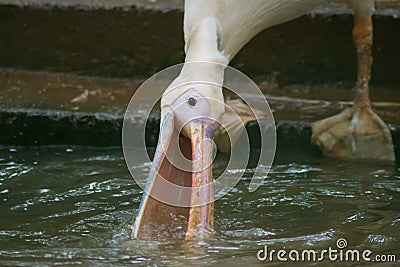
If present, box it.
[0,146,399,266]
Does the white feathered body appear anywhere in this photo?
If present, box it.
[184,0,374,60]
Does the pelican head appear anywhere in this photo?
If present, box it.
[163,82,224,139]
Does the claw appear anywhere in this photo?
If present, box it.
[366,108,393,144]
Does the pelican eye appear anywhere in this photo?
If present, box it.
[188,97,197,107]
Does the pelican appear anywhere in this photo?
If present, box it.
[132,0,395,240]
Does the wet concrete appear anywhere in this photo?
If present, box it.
[2,69,400,122]
[0,69,138,113]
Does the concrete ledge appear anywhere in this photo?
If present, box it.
[0,108,123,146]
[1,108,399,162]
[0,108,316,148]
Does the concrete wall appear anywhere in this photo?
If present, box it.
[0,1,399,86]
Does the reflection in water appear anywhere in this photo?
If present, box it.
[0,146,399,265]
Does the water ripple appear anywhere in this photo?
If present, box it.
[1,146,399,266]
[0,162,33,181]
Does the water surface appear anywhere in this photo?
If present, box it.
[0,146,399,266]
